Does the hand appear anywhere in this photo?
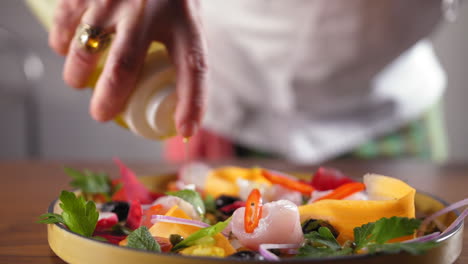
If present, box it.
[49,0,206,137]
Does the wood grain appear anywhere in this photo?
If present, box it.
[0,159,466,264]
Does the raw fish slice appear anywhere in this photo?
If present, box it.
[231,200,303,250]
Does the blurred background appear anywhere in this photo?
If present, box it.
[0,1,467,162]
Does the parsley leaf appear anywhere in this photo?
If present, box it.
[59,190,99,237]
[64,167,111,195]
[37,213,64,224]
[166,189,206,217]
[172,217,231,251]
[127,226,161,252]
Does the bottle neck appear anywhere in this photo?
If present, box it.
[145,85,177,137]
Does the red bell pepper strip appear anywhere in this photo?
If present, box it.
[126,199,143,230]
[114,158,154,204]
[310,167,354,191]
[142,204,164,228]
[315,182,366,201]
[154,236,173,253]
[220,201,246,215]
[262,170,315,195]
[93,231,126,245]
[244,189,263,233]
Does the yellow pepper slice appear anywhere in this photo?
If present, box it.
[149,206,236,256]
[299,174,416,243]
[204,167,271,198]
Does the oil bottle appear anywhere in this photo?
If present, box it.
[25,0,177,140]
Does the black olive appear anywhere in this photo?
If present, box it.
[301,219,339,238]
[169,234,184,246]
[228,251,265,260]
[215,195,241,209]
[101,201,130,221]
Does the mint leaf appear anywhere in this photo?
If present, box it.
[354,222,375,250]
[64,167,111,195]
[37,213,64,224]
[368,241,438,255]
[166,189,205,217]
[59,190,99,237]
[172,217,231,251]
[371,217,421,244]
[127,226,161,252]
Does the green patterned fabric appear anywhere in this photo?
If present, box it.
[352,101,447,162]
[235,102,448,162]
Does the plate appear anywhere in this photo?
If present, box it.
[46,173,464,264]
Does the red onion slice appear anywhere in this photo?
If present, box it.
[418,198,468,236]
[151,215,210,228]
[259,244,300,261]
[440,207,468,236]
[402,232,441,244]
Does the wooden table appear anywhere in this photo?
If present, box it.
[0,159,466,264]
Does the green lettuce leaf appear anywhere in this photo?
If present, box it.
[166,189,206,216]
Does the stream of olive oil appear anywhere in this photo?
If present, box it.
[183,137,190,164]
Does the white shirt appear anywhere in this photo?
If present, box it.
[200,0,446,163]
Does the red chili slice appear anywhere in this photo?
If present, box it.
[262,170,315,195]
[244,189,263,233]
[315,182,366,201]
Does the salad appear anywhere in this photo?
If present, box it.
[39,159,468,261]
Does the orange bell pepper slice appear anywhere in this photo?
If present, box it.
[244,189,263,233]
[262,170,315,195]
[316,182,366,201]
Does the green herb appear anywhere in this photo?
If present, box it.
[166,189,206,217]
[92,236,108,242]
[297,245,352,258]
[127,226,161,252]
[64,167,112,196]
[297,217,438,258]
[203,194,216,213]
[37,213,64,224]
[172,217,231,251]
[59,190,99,237]
[354,216,422,250]
[38,191,99,237]
[367,241,438,255]
[297,227,352,258]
